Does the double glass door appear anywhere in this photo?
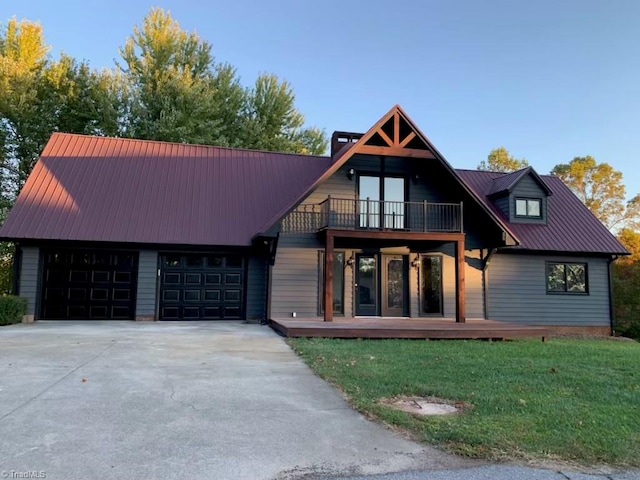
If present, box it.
[358,175,406,229]
[355,254,408,316]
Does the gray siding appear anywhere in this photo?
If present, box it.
[19,246,39,316]
[246,255,268,320]
[487,254,610,326]
[136,250,158,318]
[509,175,548,224]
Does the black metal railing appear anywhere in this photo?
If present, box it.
[281,197,463,234]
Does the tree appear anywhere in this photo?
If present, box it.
[117,8,327,153]
[241,74,326,154]
[477,147,528,172]
[551,156,640,231]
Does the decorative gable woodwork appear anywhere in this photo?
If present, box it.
[356,108,436,159]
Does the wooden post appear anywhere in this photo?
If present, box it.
[455,236,466,323]
[324,232,334,322]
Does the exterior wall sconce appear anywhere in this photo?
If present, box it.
[346,254,355,268]
[411,254,420,269]
[347,168,355,180]
[412,173,420,184]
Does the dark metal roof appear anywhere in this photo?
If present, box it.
[487,166,553,197]
[0,132,627,255]
[0,133,330,246]
[457,169,628,255]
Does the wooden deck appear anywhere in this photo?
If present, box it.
[270,317,550,340]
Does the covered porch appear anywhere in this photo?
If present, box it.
[270,317,550,340]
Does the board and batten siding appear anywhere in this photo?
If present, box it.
[487,253,610,326]
[19,246,40,316]
[135,250,158,319]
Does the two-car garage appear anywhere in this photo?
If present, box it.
[38,249,246,321]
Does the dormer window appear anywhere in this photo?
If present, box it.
[515,198,541,218]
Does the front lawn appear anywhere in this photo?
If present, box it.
[288,338,640,466]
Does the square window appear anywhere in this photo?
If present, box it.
[515,199,528,216]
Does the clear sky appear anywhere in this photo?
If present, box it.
[3,0,640,196]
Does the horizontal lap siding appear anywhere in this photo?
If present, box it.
[271,244,320,318]
[246,255,268,320]
[19,246,39,316]
[465,250,485,319]
[136,250,158,318]
[488,254,610,326]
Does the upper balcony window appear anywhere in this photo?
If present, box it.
[515,198,541,218]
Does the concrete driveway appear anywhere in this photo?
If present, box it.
[0,321,475,480]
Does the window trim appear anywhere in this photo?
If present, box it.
[515,197,542,219]
[545,261,589,295]
[319,251,346,315]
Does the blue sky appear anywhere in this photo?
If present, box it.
[4,0,640,196]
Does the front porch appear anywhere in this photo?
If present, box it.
[270,317,550,340]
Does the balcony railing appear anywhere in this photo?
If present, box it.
[281,197,463,234]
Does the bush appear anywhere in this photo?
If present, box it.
[0,295,27,326]
[613,262,640,340]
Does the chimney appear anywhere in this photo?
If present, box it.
[331,131,363,158]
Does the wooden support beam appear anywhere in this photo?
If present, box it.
[377,128,394,147]
[356,145,435,159]
[455,238,466,323]
[325,229,463,243]
[399,131,416,148]
[324,232,334,322]
[393,112,400,145]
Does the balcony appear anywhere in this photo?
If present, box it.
[281,197,463,234]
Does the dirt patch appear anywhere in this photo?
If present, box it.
[380,396,465,416]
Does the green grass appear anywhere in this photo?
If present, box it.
[288,337,640,466]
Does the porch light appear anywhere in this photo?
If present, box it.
[347,168,355,180]
[411,255,420,269]
[346,254,355,268]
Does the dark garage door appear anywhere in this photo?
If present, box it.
[40,250,138,320]
[159,254,244,320]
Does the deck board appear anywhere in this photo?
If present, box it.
[270,317,549,340]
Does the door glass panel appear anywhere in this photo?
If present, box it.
[359,176,380,228]
[356,256,377,315]
[384,177,405,228]
[387,258,403,309]
[421,256,442,314]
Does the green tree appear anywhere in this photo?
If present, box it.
[551,156,640,230]
[477,147,528,172]
[241,74,326,154]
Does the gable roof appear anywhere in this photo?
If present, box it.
[457,169,628,255]
[0,133,330,246]
[487,166,553,197]
[257,105,519,244]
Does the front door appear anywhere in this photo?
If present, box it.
[355,254,408,316]
[382,255,406,316]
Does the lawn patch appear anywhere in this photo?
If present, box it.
[288,338,640,467]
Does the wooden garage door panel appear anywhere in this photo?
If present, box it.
[40,249,138,320]
[159,254,244,321]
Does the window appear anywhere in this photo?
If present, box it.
[319,252,345,314]
[420,255,443,314]
[546,262,588,294]
[358,175,406,228]
[515,198,541,218]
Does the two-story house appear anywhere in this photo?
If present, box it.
[0,105,627,338]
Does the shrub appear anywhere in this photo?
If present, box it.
[0,295,28,326]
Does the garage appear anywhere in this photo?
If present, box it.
[159,254,245,320]
[40,249,138,320]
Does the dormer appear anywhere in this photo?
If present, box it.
[488,167,552,224]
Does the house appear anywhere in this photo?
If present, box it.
[0,105,627,337]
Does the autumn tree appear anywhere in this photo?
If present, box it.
[551,156,640,231]
[477,147,528,172]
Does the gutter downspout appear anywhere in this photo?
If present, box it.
[607,255,619,336]
[481,248,497,320]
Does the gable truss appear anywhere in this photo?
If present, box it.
[357,110,436,159]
